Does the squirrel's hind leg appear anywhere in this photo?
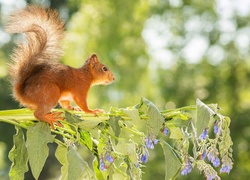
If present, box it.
[33,85,63,129]
[34,104,64,130]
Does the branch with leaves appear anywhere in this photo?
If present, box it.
[0,98,233,180]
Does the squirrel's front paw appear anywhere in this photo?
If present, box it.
[85,109,105,115]
[72,106,82,111]
[92,109,105,113]
[66,106,82,111]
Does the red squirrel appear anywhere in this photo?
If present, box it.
[6,5,115,129]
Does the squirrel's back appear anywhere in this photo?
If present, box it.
[6,5,64,101]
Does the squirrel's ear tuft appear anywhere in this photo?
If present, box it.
[85,54,99,68]
[89,54,99,63]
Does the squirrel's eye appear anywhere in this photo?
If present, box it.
[102,66,108,72]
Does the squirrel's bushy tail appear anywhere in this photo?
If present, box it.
[6,5,64,85]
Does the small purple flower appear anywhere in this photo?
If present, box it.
[136,163,140,168]
[206,173,215,180]
[105,153,114,163]
[99,158,106,171]
[220,160,233,174]
[163,127,169,135]
[220,165,231,173]
[139,147,149,163]
[214,121,220,134]
[145,136,154,149]
[212,157,220,167]
[153,139,159,144]
[199,128,208,140]
[208,151,220,167]
[140,154,148,163]
[181,163,192,175]
[200,150,206,160]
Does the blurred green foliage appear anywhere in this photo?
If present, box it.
[0,0,249,179]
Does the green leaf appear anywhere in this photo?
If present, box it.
[114,142,137,164]
[196,99,215,136]
[26,122,55,179]
[77,119,103,130]
[79,129,93,150]
[160,140,181,180]
[138,99,148,115]
[141,97,164,135]
[165,115,190,127]
[8,126,28,180]
[112,171,128,180]
[55,143,69,179]
[122,107,141,125]
[56,144,99,180]
[168,127,184,139]
[65,111,82,124]
[66,146,97,180]
[93,157,107,180]
[55,144,67,164]
[108,116,121,140]
[178,113,191,120]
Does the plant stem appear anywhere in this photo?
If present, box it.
[0,118,29,129]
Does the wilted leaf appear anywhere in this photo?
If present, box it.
[26,122,55,179]
[8,126,28,180]
[161,140,181,180]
